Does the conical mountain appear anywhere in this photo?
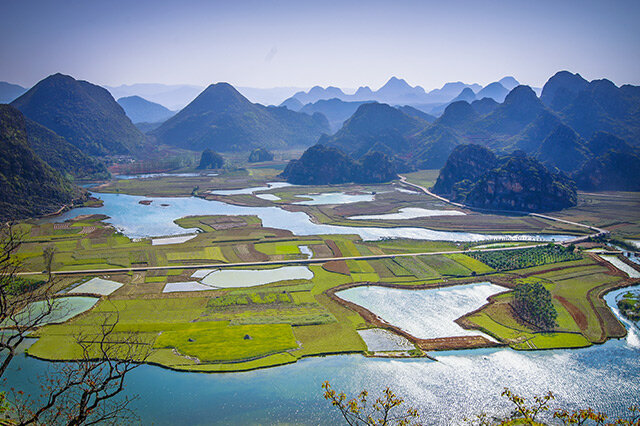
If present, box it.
[540,71,589,110]
[117,95,174,124]
[152,82,329,151]
[375,77,425,101]
[498,76,520,91]
[433,144,498,195]
[480,85,546,135]
[450,88,476,103]
[320,102,427,158]
[11,73,145,156]
[0,105,82,221]
[476,82,509,102]
[280,97,304,111]
[535,124,590,173]
[471,98,499,116]
[436,101,479,129]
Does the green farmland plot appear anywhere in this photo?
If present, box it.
[155,322,298,362]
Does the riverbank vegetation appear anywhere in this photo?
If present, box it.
[617,291,640,322]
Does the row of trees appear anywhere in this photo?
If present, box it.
[512,280,558,330]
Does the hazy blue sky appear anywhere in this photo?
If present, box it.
[1,0,639,90]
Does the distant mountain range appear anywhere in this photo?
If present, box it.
[117,95,175,124]
[2,68,637,218]
[12,73,145,156]
[0,81,27,103]
[105,84,204,111]
[281,76,527,115]
[283,71,640,192]
[282,77,484,108]
[151,82,330,152]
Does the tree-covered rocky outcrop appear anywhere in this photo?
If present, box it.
[432,144,498,195]
[248,148,274,163]
[280,144,397,185]
[0,105,84,221]
[434,144,577,212]
[197,149,224,169]
[11,73,145,156]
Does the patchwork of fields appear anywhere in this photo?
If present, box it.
[9,170,639,372]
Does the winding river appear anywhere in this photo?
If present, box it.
[47,192,571,243]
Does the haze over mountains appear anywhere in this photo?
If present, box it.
[285,71,640,194]
[2,68,640,219]
[105,84,306,110]
[117,96,175,124]
[0,81,27,103]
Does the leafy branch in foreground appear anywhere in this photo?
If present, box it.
[324,383,640,426]
[467,388,639,426]
[322,381,419,426]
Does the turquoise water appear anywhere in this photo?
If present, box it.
[4,286,639,424]
[45,192,571,243]
[2,296,98,327]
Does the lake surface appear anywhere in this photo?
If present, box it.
[3,297,98,327]
[209,182,292,195]
[337,282,506,339]
[5,285,639,425]
[199,266,314,288]
[116,173,216,179]
[349,207,466,220]
[45,193,571,243]
[293,192,376,205]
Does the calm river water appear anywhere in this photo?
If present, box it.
[47,192,571,243]
[5,286,639,425]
